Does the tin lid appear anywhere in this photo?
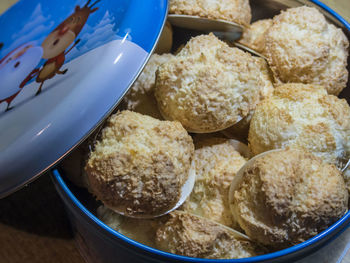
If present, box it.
[0,0,168,198]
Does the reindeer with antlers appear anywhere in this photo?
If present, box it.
[21,0,100,95]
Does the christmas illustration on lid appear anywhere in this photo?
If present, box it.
[0,0,140,114]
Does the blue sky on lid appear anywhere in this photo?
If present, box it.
[0,0,130,61]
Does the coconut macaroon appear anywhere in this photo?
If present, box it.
[238,19,272,53]
[181,137,247,228]
[222,56,274,139]
[264,6,349,95]
[121,53,174,119]
[230,148,348,248]
[248,83,350,167]
[169,0,251,27]
[252,57,275,97]
[155,211,263,259]
[85,110,194,218]
[155,33,265,133]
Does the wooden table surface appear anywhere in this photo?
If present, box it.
[0,1,350,263]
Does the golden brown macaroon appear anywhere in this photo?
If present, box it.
[222,56,274,140]
[155,33,265,133]
[252,57,275,98]
[238,19,272,53]
[169,0,251,27]
[155,211,263,259]
[121,53,174,119]
[181,137,247,228]
[264,6,349,95]
[230,148,348,249]
[85,110,194,218]
[248,83,350,167]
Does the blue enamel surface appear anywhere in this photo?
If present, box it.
[118,1,168,53]
[0,0,166,59]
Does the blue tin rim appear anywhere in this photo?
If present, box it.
[52,165,350,262]
[52,0,350,262]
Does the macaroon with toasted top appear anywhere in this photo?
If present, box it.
[169,0,252,27]
[85,110,195,218]
[248,83,350,167]
[155,211,264,259]
[181,137,248,228]
[230,148,348,249]
[155,33,267,133]
[264,6,349,95]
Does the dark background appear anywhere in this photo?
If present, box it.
[0,175,84,263]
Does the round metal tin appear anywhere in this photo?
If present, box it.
[52,0,350,262]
